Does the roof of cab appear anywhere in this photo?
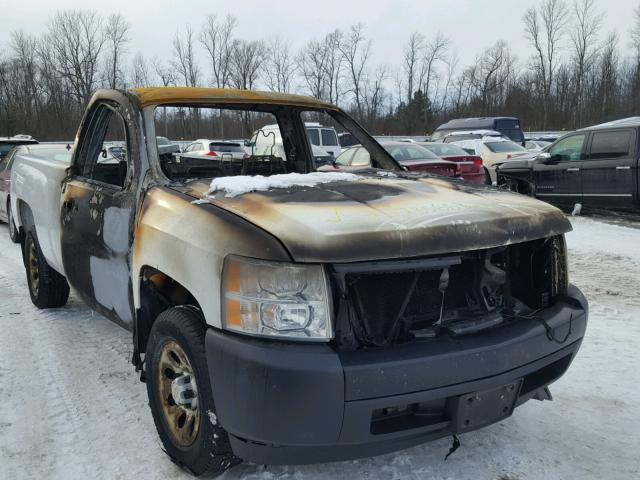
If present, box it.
[130,87,338,110]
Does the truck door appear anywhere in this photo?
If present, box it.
[533,133,586,207]
[60,99,139,328]
[581,128,636,209]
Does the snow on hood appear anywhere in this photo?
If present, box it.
[207,172,359,198]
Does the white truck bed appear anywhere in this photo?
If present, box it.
[11,148,70,275]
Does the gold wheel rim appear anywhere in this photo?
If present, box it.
[28,240,39,298]
[157,340,201,447]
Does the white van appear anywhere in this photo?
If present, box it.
[248,125,335,167]
[255,123,341,157]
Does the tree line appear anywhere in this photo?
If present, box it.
[1,0,640,141]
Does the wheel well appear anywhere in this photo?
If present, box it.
[135,266,203,358]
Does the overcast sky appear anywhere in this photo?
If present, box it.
[1,0,637,73]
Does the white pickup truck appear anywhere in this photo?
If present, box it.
[10,87,588,477]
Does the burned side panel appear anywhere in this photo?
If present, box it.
[61,181,137,328]
[131,186,291,328]
[60,89,147,329]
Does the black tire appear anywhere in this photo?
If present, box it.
[25,231,70,308]
[146,306,239,476]
[8,201,20,244]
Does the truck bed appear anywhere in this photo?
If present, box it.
[11,147,70,275]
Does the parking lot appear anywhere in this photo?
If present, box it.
[1,213,638,480]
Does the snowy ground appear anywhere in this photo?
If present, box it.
[0,214,639,480]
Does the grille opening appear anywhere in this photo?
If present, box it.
[521,354,573,395]
[332,237,567,350]
[370,399,449,435]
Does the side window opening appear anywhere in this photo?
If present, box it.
[154,106,298,181]
[549,134,586,162]
[589,130,632,160]
[76,104,129,189]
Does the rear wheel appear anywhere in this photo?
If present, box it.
[25,232,70,308]
[146,307,239,476]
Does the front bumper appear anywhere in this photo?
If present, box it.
[205,285,588,465]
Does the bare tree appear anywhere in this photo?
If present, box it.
[322,30,343,104]
[152,57,178,87]
[403,32,425,102]
[172,25,200,87]
[262,36,296,92]
[571,0,601,127]
[339,24,371,119]
[103,13,130,89]
[419,33,450,102]
[363,65,388,128]
[46,10,106,106]
[523,0,569,128]
[130,52,150,87]
[199,14,237,88]
[298,38,328,99]
[230,39,265,90]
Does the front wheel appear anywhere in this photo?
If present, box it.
[25,232,70,308]
[146,307,239,476]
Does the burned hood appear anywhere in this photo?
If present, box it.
[181,175,571,263]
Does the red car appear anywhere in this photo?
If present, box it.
[327,141,459,178]
[418,142,486,184]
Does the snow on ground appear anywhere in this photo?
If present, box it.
[1,214,639,480]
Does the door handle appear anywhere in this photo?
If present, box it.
[566,167,580,172]
[615,166,631,170]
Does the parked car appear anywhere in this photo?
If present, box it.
[524,140,551,151]
[249,125,334,167]
[156,136,181,157]
[10,87,586,476]
[0,136,38,160]
[497,117,640,210]
[432,117,525,145]
[181,139,248,160]
[451,136,530,184]
[328,141,459,178]
[0,148,20,242]
[259,122,341,157]
[418,142,485,184]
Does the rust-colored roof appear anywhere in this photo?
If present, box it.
[130,87,338,110]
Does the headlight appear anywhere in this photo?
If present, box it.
[551,234,569,297]
[221,255,332,341]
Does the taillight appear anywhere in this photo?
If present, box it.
[470,156,483,167]
[205,151,218,157]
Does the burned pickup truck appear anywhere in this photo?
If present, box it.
[10,87,587,476]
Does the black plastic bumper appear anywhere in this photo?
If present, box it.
[205,285,588,465]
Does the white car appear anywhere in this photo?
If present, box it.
[181,139,247,160]
[450,136,529,184]
[524,140,551,151]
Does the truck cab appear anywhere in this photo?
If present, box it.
[498,118,640,210]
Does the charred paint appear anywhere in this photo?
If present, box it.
[182,175,571,263]
[130,87,339,111]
